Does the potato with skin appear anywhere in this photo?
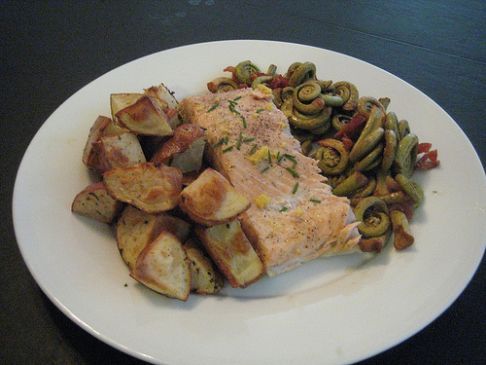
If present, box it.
[71,182,123,223]
[144,84,181,129]
[82,115,112,169]
[151,123,205,165]
[116,205,191,270]
[196,220,264,288]
[95,132,146,172]
[110,93,143,122]
[115,95,173,137]
[179,168,250,226]
[151,123,206,173]
[104,163,182,214]
[131,230,191,301]
[183,239,223,294]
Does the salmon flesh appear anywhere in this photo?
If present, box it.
[180,88,360,276]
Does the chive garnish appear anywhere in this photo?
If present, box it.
[283,153,297,167]
[222,145,234,153]
[267,149,272,166]
[292,182,299,194]
[276,151,281,162]
[213,136,228,148]
[228,101,247,128]
[232,96,242,101]
[261,166,270,173]
[207,102,219,112]
[256,108,264,113]
[277,153,284,164]
[236,132,243,150]
[243,136,255,143]
[310,198,321,203]
[285,167,300,178]
[249,144,258,155]
[279,206,288,212]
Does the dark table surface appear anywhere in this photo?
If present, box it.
[1,1,485,364]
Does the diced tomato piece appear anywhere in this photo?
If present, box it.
[416,149,440,170]
[269,74,289,89]
[341,135,354,151]
[335,114,367,139]
[418,142,432,153]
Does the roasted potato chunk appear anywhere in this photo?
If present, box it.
[179,168,250,226]
[184,239,223,294]
[131,230,190,301]
[116,95,173,137]
[104,163,182,213]
[116,205,191,270]
[110,93,143,122]
[196,220,264,288]
[82,115,112,169]
[71,182,123,223]
[144,84,181,129]
[151,124,205,165]
[95,132,146,172]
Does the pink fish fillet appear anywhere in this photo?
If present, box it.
[180,88,360,276]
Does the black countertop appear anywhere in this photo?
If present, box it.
[1,1,485,364]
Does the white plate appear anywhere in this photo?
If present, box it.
[13,40,486,365]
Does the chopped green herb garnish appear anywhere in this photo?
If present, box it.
[285,167,300,178]
[236,132,243,150]
[249,144,258,155]
[279,206,289,212]
[207,102,219,112]
[243,136,255,143]
[283,153,297,167]
[277,153,285,164]
[292,182,299,194]
[232,96,242,101]
[213,136,228,148]
[267,149,272,166]
[222,145,234,153]
[228,102,247,128]
[310,198,321,203]
[261,166,270,173]
[256,108,264,113]
[276,151,281,162]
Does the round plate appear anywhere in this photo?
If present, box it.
[13,40,486,365]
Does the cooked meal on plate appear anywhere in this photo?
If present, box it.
[72,61,439,300]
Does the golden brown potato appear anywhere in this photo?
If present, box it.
[95,132,146,172]
[183,239,223,294]
[82,115,112,169]
[71,182,123,223]
[104,163,182,213]
[115,95,173,137]
[151,123,205,166]
[116,205,191,270]
[179,168,250,226]
[144,84,181,129]
[196,220,264,288]
[131,230,190,301]
[110,93,143,122]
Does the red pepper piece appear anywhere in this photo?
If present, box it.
[335,114,367,139]
[418,142,432,153]
[416,149,440,170]
[269,74,289,89]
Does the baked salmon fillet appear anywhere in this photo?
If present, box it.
[180,88,360,276]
